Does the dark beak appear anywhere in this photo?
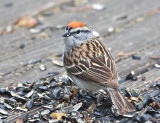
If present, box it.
[62,31,70,37]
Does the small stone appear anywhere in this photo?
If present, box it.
[142,76,146,81]
[108,27,114,33]
[39,64,46,71]
[19,43,25,49]
[29,59,41,64]
[126,71,137,81]
[4,2,13,7]
[155,81,160,88]
[92,3,105,11]
[52,60,63,67]
[146,67,153,71]
[132,54,141,60]
[29,28,42,33]
[6,25,13,33]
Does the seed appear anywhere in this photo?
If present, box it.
[0,108,8,115]
[26,99,34,109]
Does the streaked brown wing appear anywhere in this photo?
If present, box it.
[65,55,114,84]
[64,38,117,85]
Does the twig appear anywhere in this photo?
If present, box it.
[13,0,72,24]
[64,6,92,12]
[115,52,137,56]
[87,103,96,114]
[115,57,122,63]
[154,77,160,82]
[149,56,160,59]
[71,88,80,97]
[31,0,72,17]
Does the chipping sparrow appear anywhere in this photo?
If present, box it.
[62,22,135,115]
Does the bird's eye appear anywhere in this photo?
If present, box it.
[77,30,80,34]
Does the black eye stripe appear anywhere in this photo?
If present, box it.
[77,30,80,34]
[70,30,90,35]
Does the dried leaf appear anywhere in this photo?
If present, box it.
[149,8,159,16]
[50,113,66,120]
[16,17,28,26]
[27,17,38,28]
[16,118,24,123]
[15,16,38,29]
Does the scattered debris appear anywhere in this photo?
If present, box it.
[0,74,159,122]
[92,3,105,11]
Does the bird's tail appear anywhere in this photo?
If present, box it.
[108,88,135,115]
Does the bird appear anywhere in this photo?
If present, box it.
[62,22,135,115]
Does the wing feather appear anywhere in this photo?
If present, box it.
[63,38,118,86]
